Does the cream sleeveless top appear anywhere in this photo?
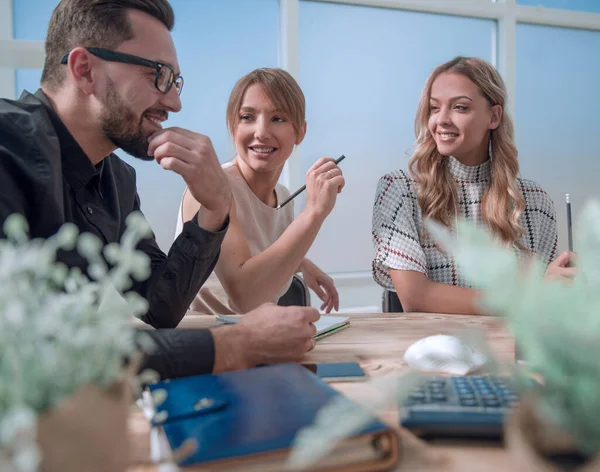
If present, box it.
[174,161,295,314]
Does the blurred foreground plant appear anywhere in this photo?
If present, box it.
[0,213,153,471]
[290,200,600,469]
[426,200,600,456]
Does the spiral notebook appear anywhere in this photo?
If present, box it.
[216,314,350,340]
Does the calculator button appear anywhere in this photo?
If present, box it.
[458,393,474,400]
[483,399,501,407]
[479,393,497,399]
[460,399,478,407]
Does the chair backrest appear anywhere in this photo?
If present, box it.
[277,275,311,307]
[382,290,404,313]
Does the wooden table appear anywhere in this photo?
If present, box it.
[128,313,516,471]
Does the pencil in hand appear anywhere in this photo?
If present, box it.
[276,155,346,210]
[566,193,573,253]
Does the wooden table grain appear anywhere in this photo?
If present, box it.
[128,313,516,471]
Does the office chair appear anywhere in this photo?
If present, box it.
[277,274,311,307]
[382,290,404,313]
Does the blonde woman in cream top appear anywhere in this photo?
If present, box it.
[175,161,295,314]
[176,68,344,315]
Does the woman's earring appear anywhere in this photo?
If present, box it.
[488,133,493,161]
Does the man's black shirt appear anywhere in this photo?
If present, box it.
[0,89,228,378]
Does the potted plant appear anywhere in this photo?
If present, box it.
[0,212,153,472]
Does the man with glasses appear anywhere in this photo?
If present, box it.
[0,0,319,379]
[61,47,185,97]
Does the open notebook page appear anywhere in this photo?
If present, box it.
[216,314,349,339]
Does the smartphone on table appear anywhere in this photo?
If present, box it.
[302,362,367,382]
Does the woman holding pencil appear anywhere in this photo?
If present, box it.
[372,56,574,315]
[175,68,344,315]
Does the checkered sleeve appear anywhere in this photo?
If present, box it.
[536,190,559,265]
[372,171,427,290]
[519,178,558,266]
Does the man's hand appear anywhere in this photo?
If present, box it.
[211,303,320,372]
[237,303,320,366]
[300,259,339,313]
[545,251,577,282]
[148,127,232,231]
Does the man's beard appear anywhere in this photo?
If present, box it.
[99,81,155,161]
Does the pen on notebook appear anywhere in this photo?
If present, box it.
[276,154,346,210]
[566,193,573,252]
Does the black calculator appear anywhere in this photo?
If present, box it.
[400,375,519,439]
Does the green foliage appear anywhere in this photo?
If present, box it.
[290,201,600,469]
[427,201,600,455]
[0,213,153,471]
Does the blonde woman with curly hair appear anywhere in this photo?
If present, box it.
[372,56,574,315]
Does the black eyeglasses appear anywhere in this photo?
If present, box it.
[60,47,184,96]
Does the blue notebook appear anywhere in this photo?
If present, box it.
[147,363,399,471]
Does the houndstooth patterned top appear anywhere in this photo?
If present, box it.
[372,156,558,290]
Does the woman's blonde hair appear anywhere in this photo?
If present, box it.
[226,68,305,139]
[410,56,525,246]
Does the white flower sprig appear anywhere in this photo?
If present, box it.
[0,212,153,472]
